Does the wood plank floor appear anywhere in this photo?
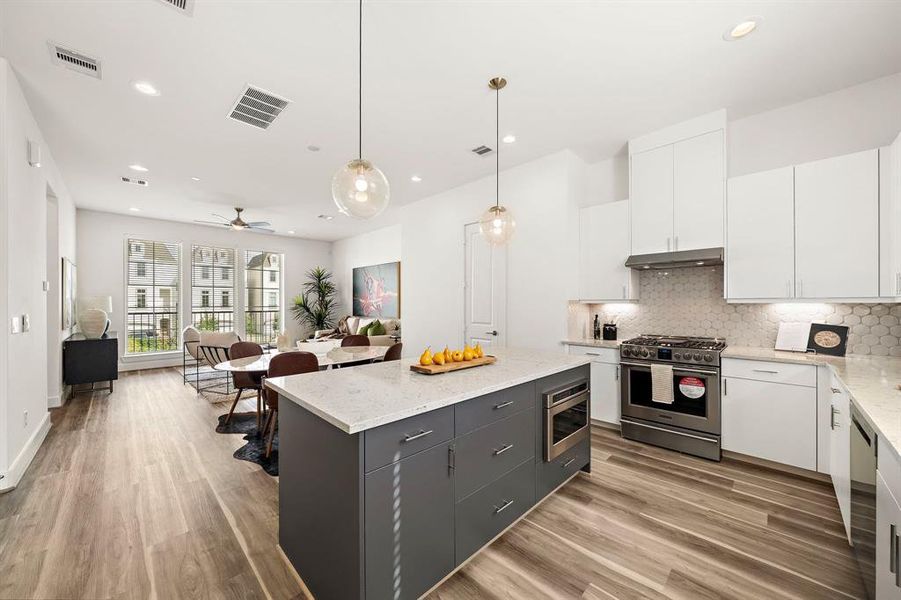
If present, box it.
[0,368,865,599]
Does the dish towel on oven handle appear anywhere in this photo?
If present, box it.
[650,364,675,404]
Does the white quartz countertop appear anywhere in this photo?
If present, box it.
[265,347,590,434]
[561,339,621,349]
[724,346,901,461]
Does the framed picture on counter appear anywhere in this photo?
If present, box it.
[807,323,849,356]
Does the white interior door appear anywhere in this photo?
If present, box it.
[464,222,506,349]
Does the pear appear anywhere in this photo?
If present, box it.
[474,343,484,358]
[463,345,475,361]
[432,350,446,366]
[452,350,464,362]
[419,347,433,366]
[443,346,453,363]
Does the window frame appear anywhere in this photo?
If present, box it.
[124,237,182,356]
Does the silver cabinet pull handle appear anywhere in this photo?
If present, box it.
[494,499,514,514]
[752,369,779,374]
[494,444,514,456]
[891,524,897,575]
[586,351,601,356]
[615,366,620,381]
[674,236,679,251]
[724,378,727,396]
[667,237,671,252]
[896,530,901,588]
[402,429,433,443]
[493,400,515,410]
[622,284,626,299]
[562,457,576,468]
[831,406,839,430]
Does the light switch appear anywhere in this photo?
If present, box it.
[21,314,30,332]
[42,280,49,292]
[10,317,21,334]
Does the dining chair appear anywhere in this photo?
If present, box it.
[225,341,264,428]
[384,342,403,362]
[264,351,319,457]
[341,334,370,347]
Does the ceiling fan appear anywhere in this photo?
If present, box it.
[194,207,273,232]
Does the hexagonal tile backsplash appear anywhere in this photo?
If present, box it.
[568,266,901,357]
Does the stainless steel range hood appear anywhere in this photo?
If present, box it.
[624,247,724,270]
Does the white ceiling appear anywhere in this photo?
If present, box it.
[2,1,900,241]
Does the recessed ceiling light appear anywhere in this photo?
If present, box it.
[410,175,422,182]
[129,207,141,212]
[502,134,516,144]
[307,145,321,152]
[318,214,334,221]
[191,176,201,181]
[723,16,762,41]
[129,164,148,172]
[287,230,296,234]
[132,80,161,96]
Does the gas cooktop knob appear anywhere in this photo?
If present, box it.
[622,348,631,357]
[673,352,682,360]
[692,353,702,361]
[703,353,713,362]
[640,348,650,358]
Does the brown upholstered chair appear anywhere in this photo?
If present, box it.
[384,342,403,362]
[341,334,370,347]
[225,341,264,428]
[264,351,319,457]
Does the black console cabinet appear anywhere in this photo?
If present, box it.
[63,332,119,394]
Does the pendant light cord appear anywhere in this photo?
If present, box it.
[358,0,363,160]
[495,83,499,209]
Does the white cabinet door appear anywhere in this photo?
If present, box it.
[630,144,674,255]
[722,377,817,470]
[876,471,901,598]
[674,130,724,251]
[726,167,795,299]
[579,200,636,301]
[829,384,851,539]
[795,149,879,298]
[589,361,620,425]
[881,133,901,299]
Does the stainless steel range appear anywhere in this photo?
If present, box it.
[619,335,726,461]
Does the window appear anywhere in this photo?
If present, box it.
[245,250,282,344]
[192,245,235,332]
[126,239,180,354]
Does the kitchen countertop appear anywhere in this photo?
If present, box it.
[724,345,901,461]
[265,347,590,434]
[562,339,621,349]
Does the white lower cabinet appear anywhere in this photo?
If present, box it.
[721,371,817,471]
[877,470,901,598]
[828,381,851,539]
[566,345,620,425]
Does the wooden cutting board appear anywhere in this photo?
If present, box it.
[410,355,496,375]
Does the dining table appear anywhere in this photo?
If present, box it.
[213,345,389,374]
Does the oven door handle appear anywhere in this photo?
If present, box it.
[546,390,589,417]
[620,361,719,377]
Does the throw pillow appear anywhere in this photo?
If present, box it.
[368,320,386,336]
[358,322,373,336]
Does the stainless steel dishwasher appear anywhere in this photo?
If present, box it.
[851,402,877,599]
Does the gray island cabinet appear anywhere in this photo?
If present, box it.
[267,349,590,600]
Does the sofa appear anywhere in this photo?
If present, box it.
[344,316,400,346]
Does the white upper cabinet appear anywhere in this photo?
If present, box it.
[579,200,638,301]
[674,130,725,251]
[881,133,901,299]
[795,149,879,299]
[630,145,674,255]
[726,167,795,299]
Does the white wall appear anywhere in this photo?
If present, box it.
[400,150,583,356]
[76,210,332,370]
[582,153,629,207]
[331,224,401,316]
[0,59,78,490]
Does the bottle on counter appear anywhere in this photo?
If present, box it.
[593,314,601,340]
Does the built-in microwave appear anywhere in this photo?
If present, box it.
[543,380,590,461]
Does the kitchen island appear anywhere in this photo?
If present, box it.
[265,348,591,600]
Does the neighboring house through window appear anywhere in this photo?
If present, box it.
[126,239,180,354]
[192,245,235,332]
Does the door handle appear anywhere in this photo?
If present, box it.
[487,330,498,336]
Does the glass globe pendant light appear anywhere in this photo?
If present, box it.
[479,77,515,245]
[332,0,389,219]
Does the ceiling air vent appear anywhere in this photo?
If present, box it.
[155,0,194,15]
[121,176,149,187]
[471,145,494,156]
[228,85,291,130]
[47,43,101,79]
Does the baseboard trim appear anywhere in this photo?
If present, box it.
[47,394,61,409]
[0,412,52,493]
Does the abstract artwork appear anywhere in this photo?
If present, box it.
[352,261,400,318]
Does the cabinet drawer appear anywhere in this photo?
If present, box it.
[455,459,535,564]
[455,382,535,436]
[722,358,816,388]
[364,406,454,472]
[566,345,618,363]
[454,409,535,501]
[537,437,590,499]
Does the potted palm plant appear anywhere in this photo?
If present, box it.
[291,267,338,337]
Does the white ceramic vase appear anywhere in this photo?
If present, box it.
[79,308,109,339]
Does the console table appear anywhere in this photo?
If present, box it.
[63,332,118,395]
